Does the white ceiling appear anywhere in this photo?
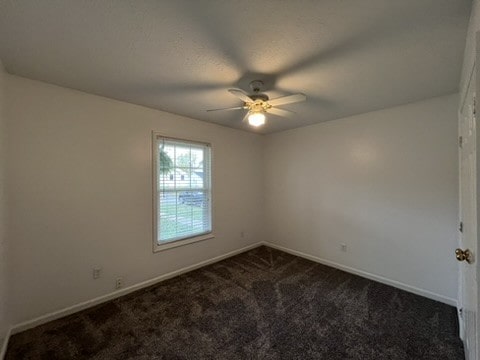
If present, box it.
[0,0,472,134]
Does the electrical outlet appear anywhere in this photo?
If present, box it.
[93,267,102,279]
[115,277,123,289]
[341,243,347,252]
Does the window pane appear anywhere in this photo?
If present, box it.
[191,148,203,168]
[190,169,204,189]
[159,144,174,174]
[175,145,190,169]
[155,136,211,245]
[158,192,178,241]
[158,191,210,241]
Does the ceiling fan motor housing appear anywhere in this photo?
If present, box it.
[249,93,269,101]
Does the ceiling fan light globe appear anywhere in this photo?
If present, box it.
[248,112,266,127]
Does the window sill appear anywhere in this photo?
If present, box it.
[153,233,215,253]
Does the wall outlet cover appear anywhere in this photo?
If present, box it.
[93,267,102,279]
[115,277,123,289]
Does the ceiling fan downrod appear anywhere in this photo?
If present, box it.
[249,80,269,101]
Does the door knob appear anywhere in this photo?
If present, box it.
[455,248,473,263]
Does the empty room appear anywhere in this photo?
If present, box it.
[0,0,479,359]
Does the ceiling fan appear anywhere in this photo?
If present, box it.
[207,80,306,127]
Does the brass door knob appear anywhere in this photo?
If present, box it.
[455,248,473,263]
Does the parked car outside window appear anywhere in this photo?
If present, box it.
[179,191,204,206]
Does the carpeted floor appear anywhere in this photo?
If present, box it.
[6,246,464,359]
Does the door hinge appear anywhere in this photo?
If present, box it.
[473,96,476,115]
[459,221,463,233]
[459,136,463,148]
[459,307,463,318]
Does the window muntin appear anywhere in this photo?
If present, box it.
[153,135,212,247]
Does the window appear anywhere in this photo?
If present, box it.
[153,134,212,251]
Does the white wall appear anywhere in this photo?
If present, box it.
[264,94,459,303]
[6,75,265,325]
[0,61,9,340]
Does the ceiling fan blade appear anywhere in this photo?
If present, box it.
[228,88,253,103]
[206,106,246,112]
[266,107,296,118]
[268,93,306,106]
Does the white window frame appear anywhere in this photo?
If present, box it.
[152,132,214,252]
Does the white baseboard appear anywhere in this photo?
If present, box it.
[263,241,457,307]
[0,327,12,360]
[11,242,263,335]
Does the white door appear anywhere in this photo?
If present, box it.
[458,63,478,360]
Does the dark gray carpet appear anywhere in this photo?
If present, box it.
[6,246,464,359]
